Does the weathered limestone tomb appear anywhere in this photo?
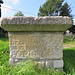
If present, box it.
[0,16,73,70]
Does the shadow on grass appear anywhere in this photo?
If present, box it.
[63,47,75,74]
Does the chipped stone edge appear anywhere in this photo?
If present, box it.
[0,16,73,24]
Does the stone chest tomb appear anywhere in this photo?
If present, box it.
[0,16,73,70]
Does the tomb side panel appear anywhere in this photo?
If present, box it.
[9,32,63,60]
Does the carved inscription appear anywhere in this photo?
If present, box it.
[9,32,63,59]
[11,39,39,58]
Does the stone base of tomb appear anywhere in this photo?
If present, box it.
[9,32,63,69]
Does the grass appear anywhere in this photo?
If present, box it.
[0,38,10,75]
[0,38,9,65]
[63,36,75,75]
[7,60,65,75]
[63,47,75,75]
[63,35,75,43]
[0,37,75,75]
[63,36,75,48]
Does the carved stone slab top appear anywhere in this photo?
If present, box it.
[0,16,73,31]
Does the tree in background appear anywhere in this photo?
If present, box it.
[38,0,74,34]
[69,25,75,34]
[38,0,64,16]
[60,2,73,19]
[14,11,24,16]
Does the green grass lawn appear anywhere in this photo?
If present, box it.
[63,47,75,75]
[0,37,75,75]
